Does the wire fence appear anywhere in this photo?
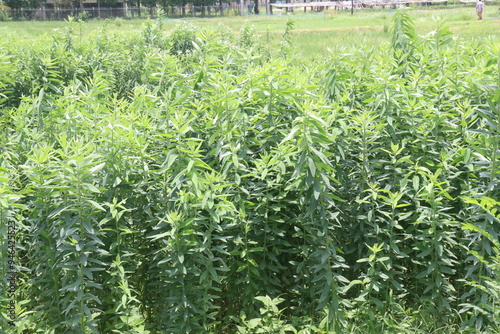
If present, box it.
[0,0,481,20]
[0,4,255,20]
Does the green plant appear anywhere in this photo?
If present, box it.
[238,296,297,333]
[279,18,294,56]
[169,20,198,55]
[1,12,499,334]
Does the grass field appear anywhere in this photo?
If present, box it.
[1,6,500,59]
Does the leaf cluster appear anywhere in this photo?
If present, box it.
[0,12,499,333]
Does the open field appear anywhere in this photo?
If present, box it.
[1,7,499,334]
[1,6,500,58]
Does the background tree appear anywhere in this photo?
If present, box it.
[4,0,44,10]
[129,0,141,17]
[156,0,184,15]
[100,0,119,7]
[141,0,157,16]
[191,0,217,16]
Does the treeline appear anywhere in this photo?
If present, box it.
[1,0,258,20]
[1,0,256,12]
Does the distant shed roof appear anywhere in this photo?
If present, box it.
[270,0,450,8]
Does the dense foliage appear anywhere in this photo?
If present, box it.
[1,0,224,11]
[1,12,499,333]
[3,0,44,10]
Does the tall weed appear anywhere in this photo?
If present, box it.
[0,12,499,333]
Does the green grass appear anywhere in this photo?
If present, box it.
[1,6,500,58]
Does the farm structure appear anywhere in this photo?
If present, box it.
[269,0,449,12]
